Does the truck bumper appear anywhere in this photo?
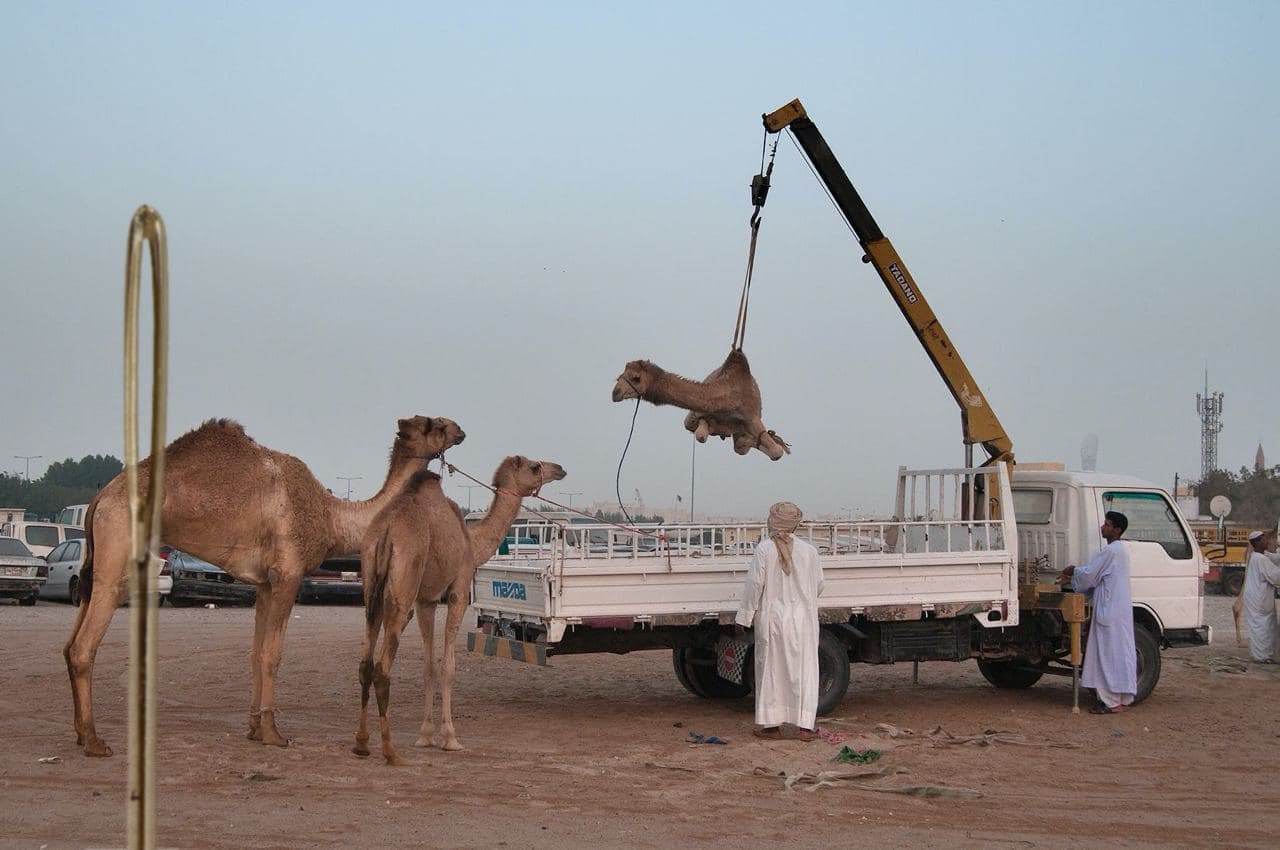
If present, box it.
[1164,625,1212,647]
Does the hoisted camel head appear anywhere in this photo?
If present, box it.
[611,360,659,402]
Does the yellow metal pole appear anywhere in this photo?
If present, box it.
[124,206,168,850]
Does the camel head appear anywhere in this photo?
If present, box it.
[612,360,658,402]
[492,455,568,498]
[396,416,466,460]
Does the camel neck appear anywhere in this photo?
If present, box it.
[644,369,707,409]
[328,445,431,555]
[466,489,525,567]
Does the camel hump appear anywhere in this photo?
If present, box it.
[199,417,247,436]
[406,468,442,494]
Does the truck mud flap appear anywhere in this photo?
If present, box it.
[466,631,548,666]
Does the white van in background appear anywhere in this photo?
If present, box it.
[56,504,89,527]
[0,520,84,558]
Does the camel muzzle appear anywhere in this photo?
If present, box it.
[611,383,636,402]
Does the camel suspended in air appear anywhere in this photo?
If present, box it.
[611,348,790,460]
[64,415,466,757]
[354,454,567,764]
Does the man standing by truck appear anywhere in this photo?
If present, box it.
[735,501,825,741]
[1059,511,1136,714]
[1242,530,1280,663]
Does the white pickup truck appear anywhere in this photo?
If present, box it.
[469,464,1209,713]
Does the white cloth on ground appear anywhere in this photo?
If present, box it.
[735,537,825,728]
[1071,539,1137,703]
[1242,550,1280,661]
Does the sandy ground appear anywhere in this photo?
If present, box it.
[2,595,1278,849]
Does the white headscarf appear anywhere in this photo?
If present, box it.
[767,501,803,575]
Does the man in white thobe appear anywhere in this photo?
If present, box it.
[1059,510,1136,714]
[1242,530,1280,663]
[735,501,825,741]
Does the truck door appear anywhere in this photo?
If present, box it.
[1099,490,1203,631]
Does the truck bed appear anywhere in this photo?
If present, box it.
[472,466,1019,646]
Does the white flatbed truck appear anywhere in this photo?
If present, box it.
[469,464,1209,713]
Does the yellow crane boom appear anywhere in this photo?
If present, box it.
[764,99,1013,468]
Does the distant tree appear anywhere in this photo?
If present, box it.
[42,455,123,490]
[1198,466,1280,528]
[0,456,123,523]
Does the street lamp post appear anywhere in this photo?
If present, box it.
[337,475,362,500]
[460,485,486,513]
[560,491,582,509]
[14,455,42,481]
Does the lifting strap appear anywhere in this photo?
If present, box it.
[731,132,779,351]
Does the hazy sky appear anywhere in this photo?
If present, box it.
[3,2,1277,519]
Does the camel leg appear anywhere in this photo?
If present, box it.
[438,591,468,751]
[64,571,127,757]
[353,598,386,757]
[413,601,439,748]
[246,585,272,741]
[373,603,411,766]
[252,572,304,748]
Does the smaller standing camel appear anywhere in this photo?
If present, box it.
[64,415,465,757]
[611,348,790,460]
[354,455,567,764]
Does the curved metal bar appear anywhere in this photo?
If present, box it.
[124,205,168,850]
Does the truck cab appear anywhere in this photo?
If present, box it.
[1012,468,1209,646]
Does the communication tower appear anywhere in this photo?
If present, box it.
[1195,372,1224,482]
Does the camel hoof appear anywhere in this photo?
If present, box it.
[442,739,465,752]
[412,736,435,748]
[261,733,289,748]
[384,756,407,767]
[84,739,114,758]
[352,746,370,757]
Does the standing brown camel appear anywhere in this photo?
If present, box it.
[354,455,567,764]
[64,415,466,757]
[611,348,790,460]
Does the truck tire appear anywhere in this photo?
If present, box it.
[672,646,752,699]
[19,593,37,606]
[816,628,851,716]
[1133,623,1161,704]
[1220,569,1245,598]
[68,577,81,607]
[976,659,1045,689]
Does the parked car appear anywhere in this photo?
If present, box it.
[41,539,173,605]
[298,556,362,604]
[0,536,46,605]
[0,520,83,558]
[166,550,255,607]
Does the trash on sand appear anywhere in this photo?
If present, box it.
[36,757,61,764]
[816,727,847,745]
[875,723,1081,750]
[754,765,981,798]
[833,746,881,765]
[687,731,728,745]
[204,603,217,609]
[243,771,281,782]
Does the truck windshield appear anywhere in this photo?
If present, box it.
[1103,491,1193,560]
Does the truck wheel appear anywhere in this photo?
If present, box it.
[1134,623,1161,704]
[69,577,81,607]
[672,646,752,699]
[19,593,37,606]
[816,629,851,716]
[976,659,1045,689]
[1220,569,1245,598]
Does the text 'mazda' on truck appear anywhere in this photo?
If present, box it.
[465,100,1210,714]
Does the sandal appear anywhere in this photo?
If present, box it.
[793,728,818,742]
[753,727,783,740]
[1089,703,1125,715]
